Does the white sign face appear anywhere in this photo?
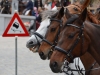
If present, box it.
[7,18,25,34]
[2,12,29,37]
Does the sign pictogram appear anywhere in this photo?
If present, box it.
[2,12,29,37]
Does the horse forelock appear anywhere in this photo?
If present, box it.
[36,18,50,34]
[40,10,58,20]
[63,14,79,28]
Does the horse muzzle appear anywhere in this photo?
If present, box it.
[50,61,62,73]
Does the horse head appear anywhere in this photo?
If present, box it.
[26,10,58,52]
[66,0,90,14]
[38,7,65,60]
[50,8,87,73]
[38,7,79,60]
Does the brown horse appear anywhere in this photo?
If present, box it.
[38,7,65,59]
[66,1,100,24]
[38,0,100,61]
[50,8,100,74]
[38,1,100,74]
[37,2,100,74]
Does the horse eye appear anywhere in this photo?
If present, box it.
[73,7,78,11]
[51,28,56,32]
[68,34,74,38]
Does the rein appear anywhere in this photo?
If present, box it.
[62,59,100,75]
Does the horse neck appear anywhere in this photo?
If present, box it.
[86,11,99,24]
[84,21,100,65]
[80,52,100,74]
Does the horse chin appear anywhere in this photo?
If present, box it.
[39,54,47,60]
[50,62,62,73]
[29,45,39,53]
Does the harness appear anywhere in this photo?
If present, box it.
[33,11,100,75]
[55,23,84,59]
[54,23,100,75]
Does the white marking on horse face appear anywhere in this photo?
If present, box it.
[26,17,51,48]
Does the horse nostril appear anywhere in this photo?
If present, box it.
[50,62,60,73]
[39,52,47,60]
[53,62,58,68]
[39,52,44,57]
[29,41,33,44]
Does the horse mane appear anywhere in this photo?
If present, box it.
[95,8,100,21]
[40,10,58,21]
[89,22,100,28]
[87,11,99,24]
[63,14,79,28]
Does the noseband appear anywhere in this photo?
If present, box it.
[55,23,84,59]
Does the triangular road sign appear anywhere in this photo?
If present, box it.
[2,12,30,37]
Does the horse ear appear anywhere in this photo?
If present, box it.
[73,8,87,26]
[65,8,71,19]
[81,0,90,11]
[57,7,64,18]
[79,8,87,22]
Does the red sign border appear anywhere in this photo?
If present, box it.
[2,12,29,37]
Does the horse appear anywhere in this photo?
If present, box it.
[26,0,100,74]
[66,1,100,24]
[26,7,86,75]
[49,8,100,74]
[37,1,100,74]
[38,0,97,60]
[26,0,100,54]
[0,0,11,14]
[26,10,58,52]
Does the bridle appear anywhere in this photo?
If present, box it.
[54,23,100,74]
[34,17,63,48]
[55,23,85,59]
[42,18,63,48]
[33,3,83,48]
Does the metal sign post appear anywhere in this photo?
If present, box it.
[15,36,18,75]
[2,9,30,75]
